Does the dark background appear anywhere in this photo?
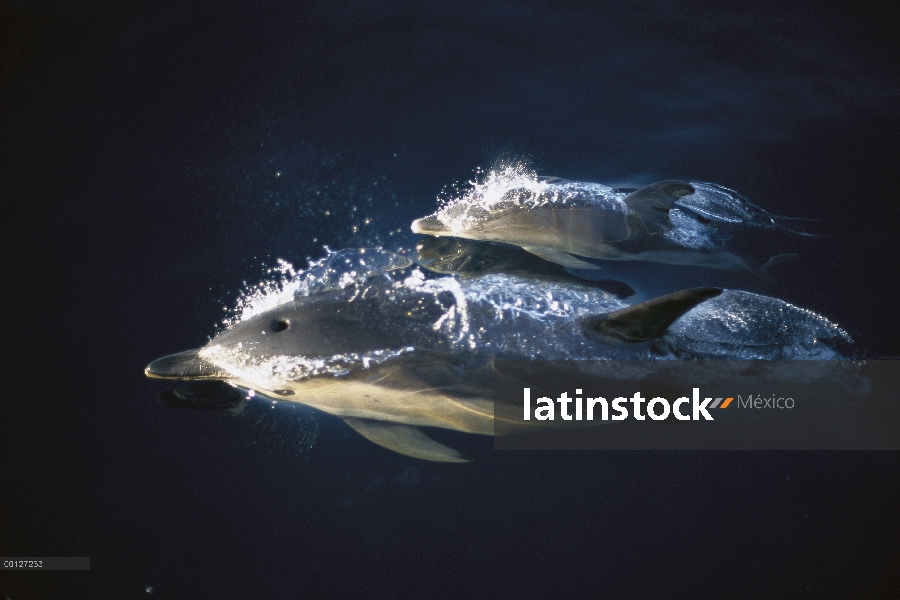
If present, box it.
[2,1,899,598]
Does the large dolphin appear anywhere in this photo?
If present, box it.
[146,250,849,462]
[411,177,804,295]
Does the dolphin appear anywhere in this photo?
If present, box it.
[412,233,793,302]
[146,251,850,462]
[411,177,803,292]
[414,235,638,298]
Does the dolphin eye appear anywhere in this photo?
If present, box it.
[272,319,290,332]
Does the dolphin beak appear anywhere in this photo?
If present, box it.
[145,348,229,380]
[411,216,450,235]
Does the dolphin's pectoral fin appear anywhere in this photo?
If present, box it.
[145,349,229,380]
[343,417,471,463]
[585,287,722,342]
[521,246,601,270]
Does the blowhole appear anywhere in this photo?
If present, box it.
[272,319,290,332]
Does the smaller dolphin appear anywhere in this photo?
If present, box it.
[414,235,638,298]
[412,177,802,287]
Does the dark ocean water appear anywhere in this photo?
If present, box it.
[3,1,900,598]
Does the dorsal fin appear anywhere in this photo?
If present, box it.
[586,288,721,342]
[624,180,695,235]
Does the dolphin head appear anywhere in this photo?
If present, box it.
[145,277,454,398]
[144,294,350,383]
[209,289,409,360]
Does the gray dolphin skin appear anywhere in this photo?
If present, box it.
[411,176,803,286]
[146,250,850,462]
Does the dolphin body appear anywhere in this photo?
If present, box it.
[412,177,806,299]
[146,251,850,462]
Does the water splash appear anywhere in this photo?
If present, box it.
[223,248,413,328]
[432,161,549,234]
[426,162,632,238]
[200,343,417,386]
